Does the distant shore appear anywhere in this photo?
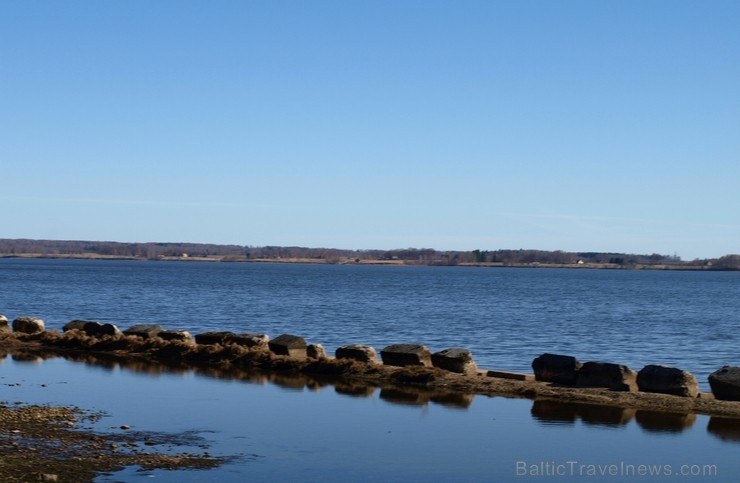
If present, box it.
[0,253,719,271]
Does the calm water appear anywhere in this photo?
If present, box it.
[1,258,739,386]
[2,258,740,482]
[3,354,740,482]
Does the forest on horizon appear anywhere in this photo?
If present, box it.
[1,238,739,270]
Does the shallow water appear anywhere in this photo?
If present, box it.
[1,258,739,391]
[2,354,740,482]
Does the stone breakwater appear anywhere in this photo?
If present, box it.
[3,314,740,417]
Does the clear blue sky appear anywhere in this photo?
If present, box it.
[1,1,738,259]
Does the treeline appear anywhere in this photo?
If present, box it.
[0,238,737,269]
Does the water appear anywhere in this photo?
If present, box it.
[2,258,740,481]
[3,354,739,482]
[2,258,739,386]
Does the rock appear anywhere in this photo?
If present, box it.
[83,322,122,338]
[431,348,477,374]
[268,334,308,358]
[195,331,235,345]
[123,324,162,339]
[12,316,45,334]
[158,330,194,343]
[637,364,699,397]
[708,366,740,401]
[62,320,89,332]
[230,333,270,348]
[577,361,638,392]
[532,353,582,385]
[307,343,326,359]
[380,344,432,367]
[335,344,378,363]
[0,314,9,333]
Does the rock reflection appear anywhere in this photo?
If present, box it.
[707,417,740,442]
[531,400,634,427]
[635,410,696,433]
[335,383,376,398]
[379,387,474,409]
[532,400,702,432]
[578,405,635,426]
[10,353,44,364]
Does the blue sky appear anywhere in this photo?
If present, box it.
[1,1,738,259]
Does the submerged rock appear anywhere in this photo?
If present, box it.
[637,364,698,397]
[380,344,432,367]
[532,353,582,385]
[577,361,638,392]
[709,366,740,401]
[12,316,45,334]
[431,348,477,374]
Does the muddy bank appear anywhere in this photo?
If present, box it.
[3,331,740,419]
[0,399,225,483]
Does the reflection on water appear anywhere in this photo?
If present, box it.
[531,400,700,433]
[708,417,740,442]
[3,350,740,482]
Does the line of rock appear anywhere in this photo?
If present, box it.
[3,315,740,402]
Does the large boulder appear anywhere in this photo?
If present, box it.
[82,321,123,338]
[577,361,638,392]
[268,334,308,358]
[123,324,162,339]
[0,315,9,333]
[431,348,477,374]
[532,353,582,385]
[12,316,45,334]
[637,364,699,398]
[336,344,378,363]
[708,366,740,401]
[380,344,432,367]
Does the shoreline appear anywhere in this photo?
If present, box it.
[0,253,720,271]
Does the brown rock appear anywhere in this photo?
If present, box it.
[123,324,162,339]
[268,334,307,358]
[637,364,699,397]
[577,361,638,392]
[380,344,432,367]
[195,331,235,345]
[307,343,326,359]
[335,344,378,363]
[431,348,477,374]
[709,366,740,401]
[158,330,195,343]
[12,316,45,334]
[532,353,582,385]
